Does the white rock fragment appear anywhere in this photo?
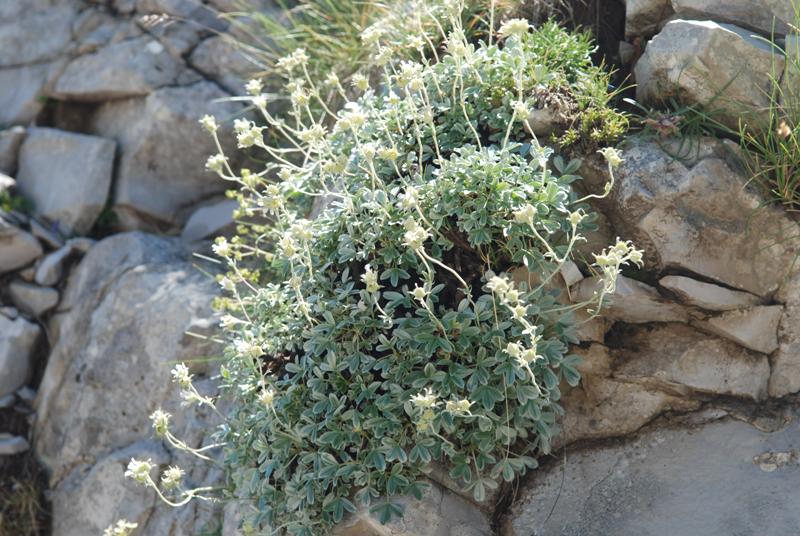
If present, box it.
[8,280,59,316]
[0,218,43,274]
[659,275,761,311]
[693,305,783,354]
[0,436,30,456]
[0,315,40,398]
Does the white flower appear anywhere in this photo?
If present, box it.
[279,235,298,257]
[410,285,428,302]
[351,73,369,92]
[219,276,235,293]
[276,48,309,71]
[410,387,438,409]
[513,100,530,119]
[212,238,231,258]
[513,203,537,225]
[398,186,418,210]
[511,304,527,319]
[258,388,276,407]
[520,347,541,365]
[291,221,313,242]
[220,314,241,329]
[505,342,522,359]
[298,124,327,143]
[291,88,310,107]
[150,409,171,437]
[402,220,429,251]
[487,274,510,297]
[361,265,381,294]
[445,398,472,415]
[498,18,531,39]
[199,114,218,133]
[125,458,153,485]
[568,211,585,227]
[378,146,399,161]
[160,465,184,490]
[104,520,138,536]
[171,363,192,388]
[245,79,263,96]
[598,147,623,168]
[252,94,267,110]
[205,153,227,174]
[233,119,264,148]
[324,71,340,87]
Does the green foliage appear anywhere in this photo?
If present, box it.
[739,16,800,212]
[0,191,33,214]
[201,10,635,535]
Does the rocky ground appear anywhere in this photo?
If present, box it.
[1,0,800,535]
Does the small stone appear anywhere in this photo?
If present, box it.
[16,128,115,235]
[0,126,25,175]
[29,218,65,249]
[693,305,783,354]
[137,0,227,32]
[0,315,40,398]
[626,0,674,38]
[659,275,761,311]
[0,218,43,274]
[0,436,30,456]
[560,260,584,288]
[34,245,74,286]
[8,280,60,316]
[181,199,238,243]
[572,275,688,324]
[189,35,253,94]
[0,394,15,408]
[0,306,18,319]
[16,386,36,403]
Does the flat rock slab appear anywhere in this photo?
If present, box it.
[693,305,783,354]
[51,36,186,101]
[16,128,115,236]
[612,323,770,400]
[659,275,761,311]
[503,412,800,536]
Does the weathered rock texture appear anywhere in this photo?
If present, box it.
[503,408,800,536]
[34,232,222,534]
[635,20,781,129]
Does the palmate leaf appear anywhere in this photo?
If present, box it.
[370,500,404,525]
